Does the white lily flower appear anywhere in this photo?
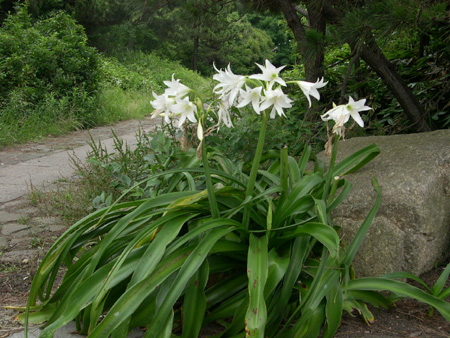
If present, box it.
[321,96,371,136]
[249,60,286,87]
[295,77,328,107]
[164,74,190,98]
[172,97,198,128]
[217,100,233,128]
[237,86,263,114]
[150,91,176,123]
[260,87,293,119]
[213,64,246,105]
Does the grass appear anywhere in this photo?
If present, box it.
[0,51,210,148]
[17,215,30,225]
[29,156,119,223]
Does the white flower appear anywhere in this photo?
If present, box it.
[237,86,263,114]
[150,91,177,123]
[163,74,190,98]
[260,87,293,119]
[249,60,286,87]
[213,64,246,105]
[172,97,198,128]
[321,96,371,136]
[217,100,233,128]
[295,77,328,107]
[197,122,204,141]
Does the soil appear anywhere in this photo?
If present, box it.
[0,119,449,337]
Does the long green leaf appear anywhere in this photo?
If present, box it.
[344,277,450,321]
[381,271,431,293]
[131,213,197,285]
[145,226,236,337]
[245,234,268,338]
[264,248,290,298]
[432,261,450,296]
[271,222,339,258]
[89,212,196,329]
[181,261,209,338]
[323,283,343,338]
[266,237,310,336]
[79,247,194,338]
[287,156,301,187]
[341,176,381,267]
[297,145,312,178]
[332,143,380,176]
[37,245,152,338]
[343,290,393,309]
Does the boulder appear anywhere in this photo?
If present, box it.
[323,129,450,277]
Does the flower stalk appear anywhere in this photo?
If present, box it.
[243,110,269,230]
[201,136,220,219]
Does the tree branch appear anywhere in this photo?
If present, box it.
[339,51,360,104]
[294,5,308,18]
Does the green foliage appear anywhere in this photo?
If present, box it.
[247,12,295,67]
[103,50,212,94]
[148,3,275,75]
[0,4,102,144]
[0,5,100,104]
[325,0,450,132]
[207,106,324,164]
[0,17,210,146]
[214,12,275,75]
[21,123,450,337]
[86,129,200,204]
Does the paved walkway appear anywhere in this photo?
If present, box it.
[0,117,159,337]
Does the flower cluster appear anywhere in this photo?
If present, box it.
[320,96,371,137]
[150,60,372,143]
[213,60,327,121]
[151,75,196,128]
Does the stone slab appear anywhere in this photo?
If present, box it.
[323,129,450,277]
[35,216,61,226]
[0,118,160,204]
[10,322,145,338]
[0,236,8,250]
[2,224,30,236]
[0,210,21,223]
[0,249,42,263]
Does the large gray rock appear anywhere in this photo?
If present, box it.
[325,129,450,277]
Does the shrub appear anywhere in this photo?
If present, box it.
[0,4,101,140]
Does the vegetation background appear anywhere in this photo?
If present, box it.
[0,0,448,148]
[0,1,449,337]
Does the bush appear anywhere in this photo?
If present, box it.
[0,5,100,102]
[102,50,212,95]
[0,4,101,141]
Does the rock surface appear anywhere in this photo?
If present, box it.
[325,129,450,277]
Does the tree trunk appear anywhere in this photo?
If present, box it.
[277,0,321,82]
[304,0,325,81]
[192,36,199,72]
[360,37,431,132]
[322,2,431,132]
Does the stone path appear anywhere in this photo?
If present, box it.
[0,117,160,337]
[0,116,161,262]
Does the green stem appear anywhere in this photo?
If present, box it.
[323,134,340,200]
[202,138,219,219]
[243,111,269,230]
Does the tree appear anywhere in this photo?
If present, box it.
[244,0,444,132]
